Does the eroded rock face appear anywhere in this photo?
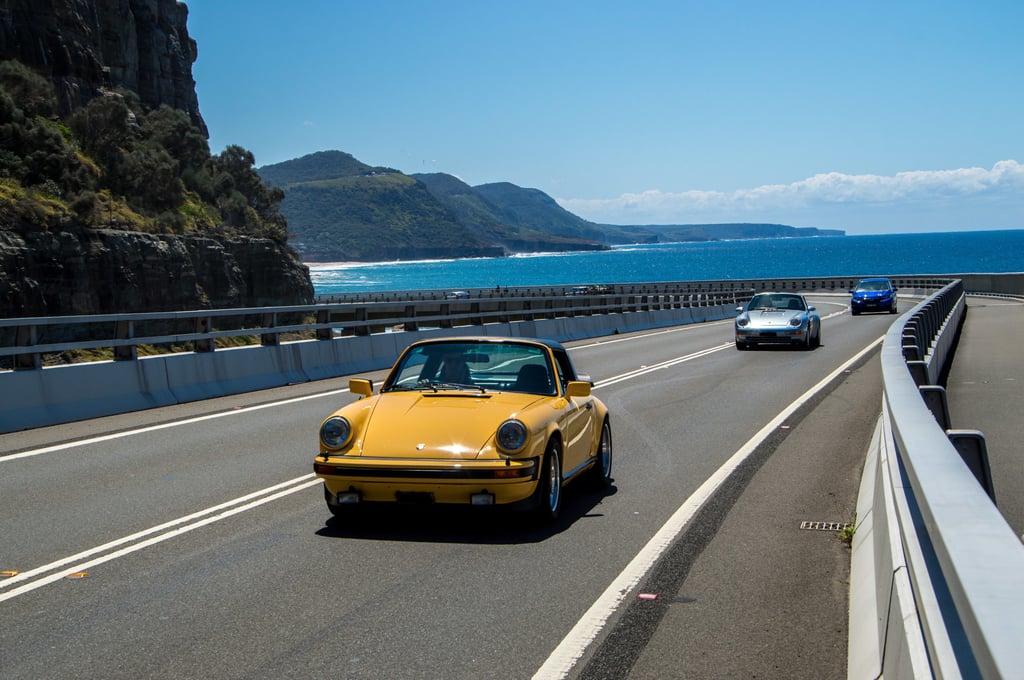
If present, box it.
[0,226,314,317]
[0,0,206,133]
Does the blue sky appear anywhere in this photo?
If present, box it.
[186,1,1023,235]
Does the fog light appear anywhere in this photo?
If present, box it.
[470,492,495,506]
[336,491,361,504]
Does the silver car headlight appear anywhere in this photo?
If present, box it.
[496,419,528,453]
[320,416,353,448]
[736,317,750,327]
[789,317,803,327]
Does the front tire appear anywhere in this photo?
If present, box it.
[586,420,613,489]
[532,440,563,523]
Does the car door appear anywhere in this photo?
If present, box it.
[551,348,597,474]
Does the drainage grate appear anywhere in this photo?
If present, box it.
[800,521,852,532]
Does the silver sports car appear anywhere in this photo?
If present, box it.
[734,292,821,350]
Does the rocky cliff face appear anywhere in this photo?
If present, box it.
[0,226,313,317]
[0,0,206,133]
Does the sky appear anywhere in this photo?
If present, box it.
[185,1,1023,235]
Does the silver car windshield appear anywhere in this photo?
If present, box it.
[748,294,805,311]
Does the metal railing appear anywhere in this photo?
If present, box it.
[1,284,758,369]
[0,276,957,370]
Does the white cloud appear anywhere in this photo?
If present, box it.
[557,161,1024,233]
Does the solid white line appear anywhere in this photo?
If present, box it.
[0,476,321,603]
[531,336,884,679]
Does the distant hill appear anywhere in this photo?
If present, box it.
[259,152,609,261]
[412,173,609,253]
[609,223,845,242]
[259,150,844,262]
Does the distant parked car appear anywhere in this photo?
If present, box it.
[569,286,590,296]
[849,277,898,315]
[445,290,469,299]
[735,292,821,350]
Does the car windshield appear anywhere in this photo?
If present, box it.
[382,341,557,395]
[748,294,805,311]
[855,280,890,292]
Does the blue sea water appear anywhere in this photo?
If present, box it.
[309,229,1024,295]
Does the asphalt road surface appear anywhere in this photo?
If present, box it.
[2,294,900,679]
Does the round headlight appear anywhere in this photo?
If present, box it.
[789,317,803,327]
[736,317,749,327]
[320,416,352,448]
[496,419,528,453]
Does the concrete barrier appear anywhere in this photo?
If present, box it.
[0,303,733,433]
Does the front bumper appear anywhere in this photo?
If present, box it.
[851,296,894,310]
[314,456,540,505]
[735,327,807,345]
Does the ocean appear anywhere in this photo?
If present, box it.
[308,229,1024,295]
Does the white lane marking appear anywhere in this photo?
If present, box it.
[531,335,885,679]
[1,388,351,462]
[593,343,733,388]
[0,475,320,602]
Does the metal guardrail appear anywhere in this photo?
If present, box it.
[858,280,1024,678]
[0,276,957,370]
[0,287,748,370]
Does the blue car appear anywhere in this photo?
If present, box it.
[850,277,898,315]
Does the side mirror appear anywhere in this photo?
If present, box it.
[350,378,373,397]
[565,381,591,398]
[736,306,744,313]
[808,305,816,311]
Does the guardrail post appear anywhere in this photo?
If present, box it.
[113,319,137,361]
[918,385,951,429]
[261,312,279,346]
[946,430,996,502]
[14,323,41,370]
[194,317,214,352]
[403,305,418,332]
[354,307,370,336]
[316,309,332,340]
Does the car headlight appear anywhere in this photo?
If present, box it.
[789,317,803,327]
[496,419,528,453]
[736,317,749,327]
[320,416,353,448]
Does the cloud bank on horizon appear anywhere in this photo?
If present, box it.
[558,160,1024,235]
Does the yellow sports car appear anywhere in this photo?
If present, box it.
[313,336,612,523]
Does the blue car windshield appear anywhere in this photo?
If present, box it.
[855,280,890,292]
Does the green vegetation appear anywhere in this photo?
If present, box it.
[0,59,288,242]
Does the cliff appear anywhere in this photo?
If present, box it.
[0,0,206,133]
[0,224,313,317]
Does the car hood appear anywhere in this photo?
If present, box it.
[357,390,548,459]
[739,310,802,328]
[853,290,890,299]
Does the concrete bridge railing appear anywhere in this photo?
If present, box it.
[848,280,1024,679]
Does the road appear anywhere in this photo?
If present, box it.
[1,294,896,679]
